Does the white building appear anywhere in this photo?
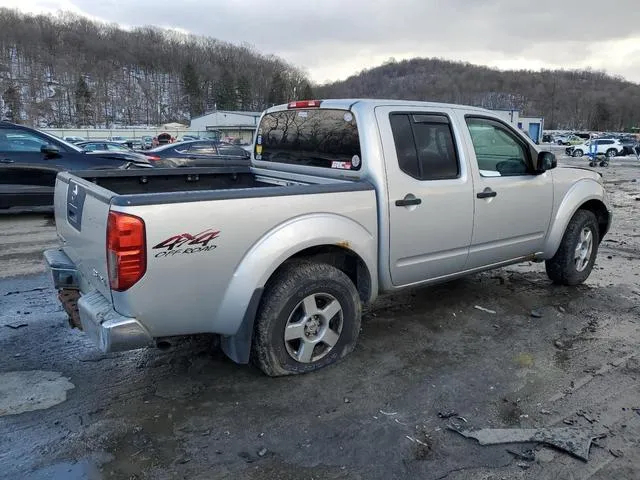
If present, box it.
[189,110,261,145]
[491,109,544,144]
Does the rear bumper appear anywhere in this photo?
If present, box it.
[44,248,154,353]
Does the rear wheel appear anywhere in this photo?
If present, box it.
[545,210,599,286]
[251,261,361,376]
[606,149,617,158]
[573,149,584,157]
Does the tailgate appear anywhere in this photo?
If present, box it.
[54,172,114,299]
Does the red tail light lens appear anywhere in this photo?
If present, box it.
[288,100,321,109]
[145,155,161,161]
[107,211,146,291]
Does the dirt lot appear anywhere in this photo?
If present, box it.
[1,152,639,480]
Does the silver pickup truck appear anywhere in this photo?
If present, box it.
[45,99,611,376]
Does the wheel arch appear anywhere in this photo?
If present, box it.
[543,182,611,258]
[218,214,377,364]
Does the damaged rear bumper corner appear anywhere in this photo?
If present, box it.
[77,291,154,353]
[44,248,154,353]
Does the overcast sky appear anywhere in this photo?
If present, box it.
[2,0,639,84]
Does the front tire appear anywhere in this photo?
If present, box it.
[573,149,584,157]
[545,210,599,286]
[251,261,361,376]
[606,149,617,158]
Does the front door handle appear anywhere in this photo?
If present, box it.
[477,189,497,199]
[395,196,422,207]
[0,158,14,163]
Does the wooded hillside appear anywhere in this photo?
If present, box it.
[0,8,313,127]
[317,58,640,131]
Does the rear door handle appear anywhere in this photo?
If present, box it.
[0,158,14,163]
[477,189,497,199]
[395,196,422,207]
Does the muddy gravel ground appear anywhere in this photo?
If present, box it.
[1,153,639,480]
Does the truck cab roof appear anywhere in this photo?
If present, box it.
[264,98,494,115]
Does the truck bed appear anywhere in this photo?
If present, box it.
[69,167,369,204]
[74,166,271,195]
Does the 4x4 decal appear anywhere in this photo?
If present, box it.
[153,229,220,257]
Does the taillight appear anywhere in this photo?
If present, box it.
[107,211,146,291]
[145,155,161,161]
[288,100,321,109]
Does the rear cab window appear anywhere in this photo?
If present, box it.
[255,108,361,171]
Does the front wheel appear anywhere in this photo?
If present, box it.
[545,210,599,286]
[251,261,361,376]
[573,149,584,157]
[606,149,617,158]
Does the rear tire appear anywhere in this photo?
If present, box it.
[606,149,617,158]
[251,261,361,376]
[545,210,599,286]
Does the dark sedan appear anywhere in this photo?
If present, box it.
[144,140,250,167]
[0,121,152,211]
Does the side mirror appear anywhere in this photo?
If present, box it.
[537,151,557,173]
[41,144,60,157]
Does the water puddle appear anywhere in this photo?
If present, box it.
[0,370,74,416]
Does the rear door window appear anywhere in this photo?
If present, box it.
[389,113,460,180]
[256,109,361,170]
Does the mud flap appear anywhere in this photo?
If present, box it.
[220,288,263,364]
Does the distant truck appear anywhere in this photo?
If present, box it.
[45,99,611,376]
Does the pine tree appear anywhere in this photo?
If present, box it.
[2,84,22,122]
[74,76,93,126]
[267,72,287,106]
[182,63,204,117]
[215,69,236,110]
[300,81,314,100]
[236,75,252,110]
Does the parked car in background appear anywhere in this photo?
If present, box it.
[143,140,250,167]
[108,136,128,144]
[181,135,200,141]
[76,141,133,152]
[127,139,144,150]
[618,137,639,156]
[554,134,584,145]
[141,136,154,149]
[157,132,172,145]
[63,136,86,144]
[0,122,152,211]
[566,138,624,159]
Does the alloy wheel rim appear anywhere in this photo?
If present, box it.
[574,227,593,272]
[283,293,343,363]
